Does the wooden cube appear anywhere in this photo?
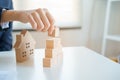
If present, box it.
[46,38,61,49]
[48,27,59,37]
[45,49,57,58]
[43,58,51,67]
[43,58,54,67]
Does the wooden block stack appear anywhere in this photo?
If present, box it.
[43,27,63,67]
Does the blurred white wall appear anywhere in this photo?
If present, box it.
[12,0,81,28]
[81,0,95,46]
[87,0,107,53]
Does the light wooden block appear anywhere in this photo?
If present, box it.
[46,38,61,49]
[45,48,63,58]
[43,58,54,67]
[45,49,57,58]
[48,27,59,37]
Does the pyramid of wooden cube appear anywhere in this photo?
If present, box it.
[43,27,63,67]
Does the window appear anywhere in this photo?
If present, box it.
[12,0,81,30]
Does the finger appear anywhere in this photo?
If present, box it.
[44,8,55,25]
[31,12,44,31]
[36,8,50,31]
[28,14,37,29]
[48,25,55,35]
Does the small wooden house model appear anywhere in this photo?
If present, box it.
[14,30,36,62]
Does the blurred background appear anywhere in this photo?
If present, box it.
[12,0,120,58]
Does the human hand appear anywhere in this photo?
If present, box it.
[17,8,55,34]
[1,8,55,34]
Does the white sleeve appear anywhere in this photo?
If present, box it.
[1,22,9,29]
[0,9,9,29]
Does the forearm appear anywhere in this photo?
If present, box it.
[1,10,20,23]
[0,8,55,34]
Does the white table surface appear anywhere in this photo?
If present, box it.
[0,47,120,80]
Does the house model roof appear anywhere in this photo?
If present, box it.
[14,30,36,49]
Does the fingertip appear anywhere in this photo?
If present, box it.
[48,25,55,35]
